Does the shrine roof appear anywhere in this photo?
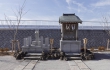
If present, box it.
[59,13,82,23]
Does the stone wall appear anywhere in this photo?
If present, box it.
[0,29,109,49]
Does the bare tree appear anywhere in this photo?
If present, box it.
[2,0,28,52]
[101,15,110,50]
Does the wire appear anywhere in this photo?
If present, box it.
[83,21,110,23]
[0,20,110,23]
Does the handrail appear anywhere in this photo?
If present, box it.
[0,20,109,30]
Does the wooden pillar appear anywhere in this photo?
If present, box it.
[12,40,20,53]
[83,38,87,56]
[17,40,20,51]
[61,24,64,40]
[12,40,14,53]
[50,39,54,53]
[75,24,78,41]
[107,39,109,50]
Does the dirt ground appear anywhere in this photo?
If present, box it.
[0,52,14,56]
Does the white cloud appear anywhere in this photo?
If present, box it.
[66,0,72,5]
[66,0,92,13]
[67,6,77,11]
[92,0,110,7]
[72,1,87,13]
[66,0,73,10]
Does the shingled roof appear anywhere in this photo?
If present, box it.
[59,13,82,23]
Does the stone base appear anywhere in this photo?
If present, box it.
[22,46,50,53]
[60,40,81,53]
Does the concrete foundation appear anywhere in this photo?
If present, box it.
[60,40,81,53]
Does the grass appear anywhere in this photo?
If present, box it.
[0,48,14,56]
[0,52,14,56]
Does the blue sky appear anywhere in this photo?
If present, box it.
[0,0,110,23]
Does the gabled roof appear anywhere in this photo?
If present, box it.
[59,13,82,23]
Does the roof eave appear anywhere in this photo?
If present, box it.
[59,21,82,24]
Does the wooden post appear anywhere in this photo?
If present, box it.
[107,39,109,50]
[83,38,87,56]
[50,39,54,53]
[13,41,16,52]
[12,40,14,53]
[12,40,20,53]
[17,40,20,51]
[76,24,78,41]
